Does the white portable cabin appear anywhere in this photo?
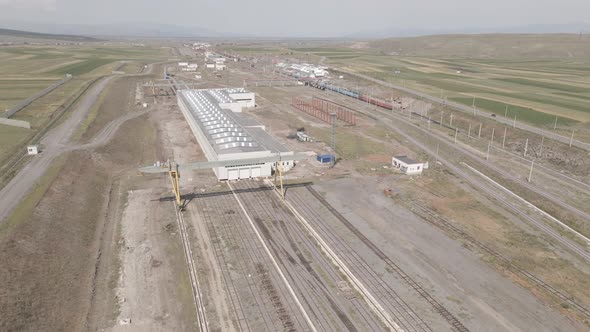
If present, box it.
[392,155,426,175]
[27,145,39,155]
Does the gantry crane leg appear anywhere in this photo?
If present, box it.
[168,163,182,209]
[273,163,285,199]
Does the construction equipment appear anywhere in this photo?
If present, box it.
[140,153,307,209]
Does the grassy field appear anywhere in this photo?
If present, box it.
[223,36,590,127]
[0,44,167,166]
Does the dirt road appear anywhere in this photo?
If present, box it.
[0,66,154,223]
[0,76,112,222]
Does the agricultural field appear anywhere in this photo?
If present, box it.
[0,44,168,165]
[224,36,590,128]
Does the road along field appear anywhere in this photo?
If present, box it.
[0,44,167,182]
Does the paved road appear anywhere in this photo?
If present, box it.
[343,71,590,151]
[0,64,155,223]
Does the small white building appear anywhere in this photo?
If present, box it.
[215,63,226,70]
[206,62,215,69]
[392,155,426,175]
[178,62,188,67]
[27,145,39,155]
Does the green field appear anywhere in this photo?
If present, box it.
[221,37,590,127]
[270,41,590,126]
[48,58,115,76]
[450,97,572,125]
[0,43,168,166]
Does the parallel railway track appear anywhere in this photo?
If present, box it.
[303,185,469,332]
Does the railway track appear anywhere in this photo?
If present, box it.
[174,204,210,332]
[284,186,433,332]
[227,181,318,331]
[406,110,590,202]
[407,111,590,194]
[339,90,590,224]
[200,188,308,331]
[232,180,380,331]
[195,196,254,331]
[304,185,469,332]
[406,201,590,319]
[338,95,590,263]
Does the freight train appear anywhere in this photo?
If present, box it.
[304,79,403,110]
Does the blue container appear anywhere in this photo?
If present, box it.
[317,154,335,163]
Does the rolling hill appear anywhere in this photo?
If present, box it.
[369,34,590,58]
[0,28,101,42]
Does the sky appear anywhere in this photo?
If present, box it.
[0,0,589,37]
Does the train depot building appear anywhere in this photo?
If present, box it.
[177,88,295,180]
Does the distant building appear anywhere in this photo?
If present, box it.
[215,63,226,70]
[27,145,39,155]
[206,62,215,69]
[392,155,427,175]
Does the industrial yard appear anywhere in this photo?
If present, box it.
[1,32,590,332]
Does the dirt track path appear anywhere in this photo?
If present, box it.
[0,65,155,223]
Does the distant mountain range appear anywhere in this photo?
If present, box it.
[348,23,590,39]
[369,33,590,58]
[0,28,101,41]
[0,22,229,38]
[2,22,590,40]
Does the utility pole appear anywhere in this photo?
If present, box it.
[554,116,558,130]
[513,114,517,128]
[330,113,336,168]
[468,123,471,138]
[528,160,534,183]
[486,141,491,160]
[524,138,528,157]
[539,136,545,156]
[491,128,495,145]
[454,128,458,144]
[478,123,482,138]
[449,114,454,128]
[428,117,431,130]
[505,105,508,118]
[436,142,440,162]
[569,129,575,147]
[502,127,507,149]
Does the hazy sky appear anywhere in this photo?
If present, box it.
[1,0,589,36]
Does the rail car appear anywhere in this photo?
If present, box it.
[306,80,402,110]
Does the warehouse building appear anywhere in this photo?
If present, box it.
[177,88,295,180]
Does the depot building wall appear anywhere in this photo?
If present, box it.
[216,151,273,180]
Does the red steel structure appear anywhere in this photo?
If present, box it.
[291,97,356,125]
[311,97,356,125]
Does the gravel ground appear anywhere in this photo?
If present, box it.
[305,176,586,332]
